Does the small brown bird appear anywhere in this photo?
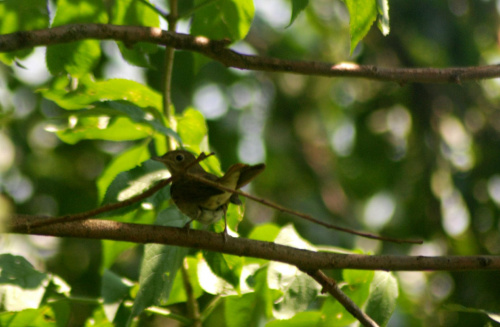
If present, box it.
[153,150,265,238]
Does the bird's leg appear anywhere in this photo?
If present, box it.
[183,216,195,235]
[222,206,228,243]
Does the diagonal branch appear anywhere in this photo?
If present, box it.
[8,216,500,271]
[1,23,500,83]
[25,177,172,229]
[184,172,422,244]
[305,270,379,327]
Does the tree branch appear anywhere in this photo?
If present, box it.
[1,23,500,83]
[306,270,379,327]
[8,216,500,271]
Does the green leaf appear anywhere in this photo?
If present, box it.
[177,108,208,153]
[97,141,151,202]
[130,207,189,318]
[41,77,162,110]
[101,269,132,322]
[245,224,281,265]
[54,115,152,144]
[445,304,500,324]
[0,306,57,327]
[0,254,48,288]
[345,0,377,54]
[288,0,309,27]
[0,254,50,311]
[248,223,281,242]
[165,256,203,305]
[177,108,222,175]
[190,0,255,41]
[320,270,374,326]
[111,0,160,67]
[101,210,157,271]
[266,311,322,327]
[364,271,398,327]
[46,0,107,76]
[0,0,49,63]
[84,304,114,327]
[46,41,101,77]
[268,227,320,319]
[102,101,179,142]
[100,159,169,216]
[376,0,390,36]
[225,266,275,326]
[202,251,240,288]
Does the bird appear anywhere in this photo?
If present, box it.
[152,150,265,239]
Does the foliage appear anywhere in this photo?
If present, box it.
[1,0,500,326]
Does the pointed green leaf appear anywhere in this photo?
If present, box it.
[345,0,377,54]
[377,0,390,36]
[364,271,398,327]
[288,0,309,27]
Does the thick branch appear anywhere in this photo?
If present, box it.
[9,216,500,271]
[1,24,500,83]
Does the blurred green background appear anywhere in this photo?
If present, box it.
[1,0,500,326]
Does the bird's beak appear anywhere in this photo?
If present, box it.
[151,156,163,162]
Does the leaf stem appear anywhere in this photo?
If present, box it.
[163,0,179,151]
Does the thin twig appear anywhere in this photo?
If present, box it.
[25,178,172,229]
[184,172,422,244]
[163,0,178,151]
[305,270,379,327]
[181,259,201,327]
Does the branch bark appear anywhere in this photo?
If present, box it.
[9,215,500,272]
[306,270,379,327]
[1,23,500,83]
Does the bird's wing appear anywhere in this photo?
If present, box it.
[171,176,224,203]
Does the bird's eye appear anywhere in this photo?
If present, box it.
[175,154,184,162]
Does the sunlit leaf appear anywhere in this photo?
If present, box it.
[365,271,398,327]
[0,0,49,63]
[268,225,321,319]
[41,77,162,111]
[0,254,49,311]
[266,311,322,327]
[0,306,57,327]
[55,115,152,144]
[202,251,240,288]
[111,0,160,67]
[46,0,107,76]
[345,0,377,54]
[377,0,390,36]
